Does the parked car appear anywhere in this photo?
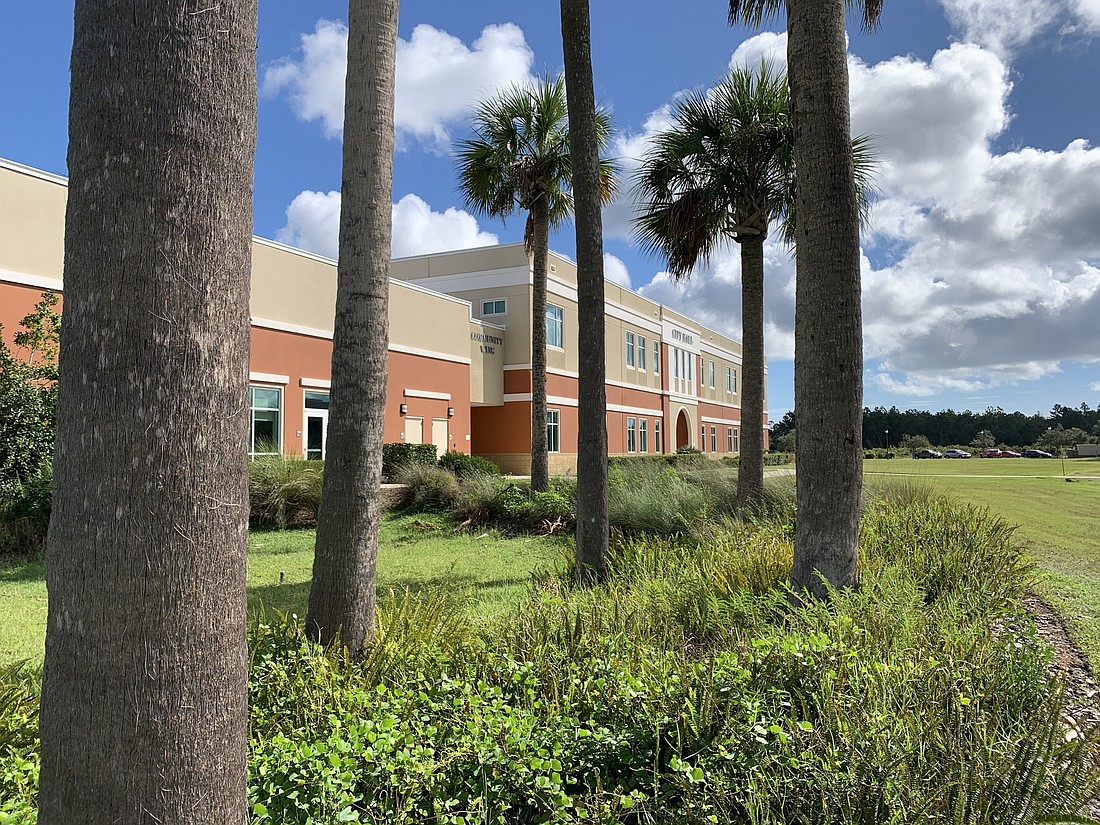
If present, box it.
[981,449,1005,458]
[913,449,943,459]
[1000,450,1022,457]
[944,449,971,458]
[1023,449,1053,458]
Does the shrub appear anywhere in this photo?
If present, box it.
[438,450,500,478]
[397,463,461,510]
[452,470,509,525]
[382,443,437,480]
[248,454,324,529]
[0,463,52,555]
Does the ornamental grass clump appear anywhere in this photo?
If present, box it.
[247,452,324,529]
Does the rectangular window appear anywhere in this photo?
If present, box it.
[653,340,660,373]
[701,424,707,451]
[626,331,635,367]
[640,419,648,453]
[733,428,740,453]
[711,425,717,453]
[481,299,506,316]
[709,360,716,388]
[654,420,662,453]
[725,366,733,393]
[546,304,564,348]
[700,359,705,384]
[731,369,738,394]
[250,386,281,456]
[638,336,647,371]
[727,427,734,452]
[627,417,637,453]
[547,409,560,453]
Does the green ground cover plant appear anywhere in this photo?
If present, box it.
[4,487,1098,822]
[865,457,1100,668]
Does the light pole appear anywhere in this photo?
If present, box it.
[885,429,890,457]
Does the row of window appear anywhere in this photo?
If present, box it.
[250,386,330,457]
[700,424,741,454]
[482,298,566,350]
[625,417,663,454]
[698,359,738,394]
[624,331,660,374]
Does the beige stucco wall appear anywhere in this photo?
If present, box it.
[469,319,504,406]
[0,161,67,280]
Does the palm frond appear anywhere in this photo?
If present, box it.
[729,0,885,32]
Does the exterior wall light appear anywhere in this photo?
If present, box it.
[399,403,407,415]
[447,407,455,418]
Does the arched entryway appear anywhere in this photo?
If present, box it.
[675,409,690,451]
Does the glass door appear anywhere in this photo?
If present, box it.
[304,391,330,460]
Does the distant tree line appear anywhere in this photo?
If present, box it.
[771,403,1100,451]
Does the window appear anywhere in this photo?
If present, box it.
[733,428,740,453]
[709,360,716,388]
[638,337,647,371]
[653,340,660,373]
[481,299,506,316]
[701,424,707,451]
[711,425,717,453]
[654,420,662,453]
[640,419,648,453]
[546,304,564,348]
[725,366,733,393]
[731,369,738,394]
[547,409,560,453]
[727,427,734,452]
[627,417,637,453]
[700,359,705,384]
[626,331,635,367]
[250,386,281,456]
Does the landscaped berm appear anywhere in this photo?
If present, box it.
[3,460,1100,822]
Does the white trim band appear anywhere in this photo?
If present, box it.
[250,372,290,385]
[404,389,451,401]
[299,378,331,389]
[0,268,63,291]
[608,403,664,417]
[701,415,742,426]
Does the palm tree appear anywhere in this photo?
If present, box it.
[455,77,615,492]
[307,0,400,652]
[729,0,883,598]
[38,1,257,820]
[561,0,612,582]
[634,62,794,515]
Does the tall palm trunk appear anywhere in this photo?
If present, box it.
[736,234,766,512]
[788,0,863,598]
[529,196,551,493]
[307,0,400,651]
[38,2,257,821]
[561,0,609,582]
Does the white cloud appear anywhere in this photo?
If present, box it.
[275,190,498,260]
[263,20,535,149]
[603,253,632,288]
[1090,381,1100,392]
[621,31,1100,401]
[935,0,1100,53]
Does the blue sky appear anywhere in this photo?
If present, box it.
[2,1,1099,423]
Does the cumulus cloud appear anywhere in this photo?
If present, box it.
[936,0,1100,54]
[622,31,1100,401]
[603,253,632,288]
[264,20,535,149]
[275,190,498,260]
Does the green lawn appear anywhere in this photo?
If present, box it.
[866,457,1100,667]
[0,511,567,667]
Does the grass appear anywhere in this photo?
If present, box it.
[865,456,1100,667]
[0,511,566,666]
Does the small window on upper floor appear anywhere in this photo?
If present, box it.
[546,304,564,349]
[638,336,647,371]
[626,331,635,367]
[481,299,507,316]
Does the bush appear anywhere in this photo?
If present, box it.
[438,451,500,478]
[382,443,437,480]
[397,463,461,510]
[0,464,52,555]
[248,454,324,529]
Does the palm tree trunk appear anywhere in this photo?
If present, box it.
[307,0,399,651]
[736,234,766,513]
[561,0,609,582]
[38,2,256,821]
[787,0,863,599]
[529,197,551,493]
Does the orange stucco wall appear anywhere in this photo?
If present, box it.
[1,281,59,355]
